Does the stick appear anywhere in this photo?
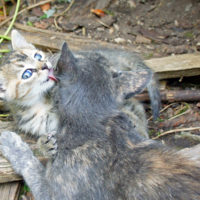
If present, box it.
[147,102,177,121]
[0,0,57,28]
[54,0,75,31]
[152,127,200,140]
[135,90,200,102]
[0,0,21,43]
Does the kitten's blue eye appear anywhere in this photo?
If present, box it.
[34,53,42,61]
[22,69,33,79]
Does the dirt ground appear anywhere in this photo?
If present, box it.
[1,0,200,199]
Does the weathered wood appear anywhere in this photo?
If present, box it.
[145,53,200,79]
[1,23,133,52]
[135,89,200,102]
[0,121,47,184]
[0,181,21,200]
[2,24,200,80]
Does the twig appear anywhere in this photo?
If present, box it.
[53,17,62,31]
[54,0,75,17]
[168,107,190,121]
[0,0,57,28]
[0,0,21,43]
[152,127,200,140]
[2,0,6,20]
[54,0,75,31]
[148,102,176,121]
[92,18,110,28]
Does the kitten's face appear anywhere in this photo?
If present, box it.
[0,30,57,104]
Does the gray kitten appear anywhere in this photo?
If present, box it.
[1,43,200,200]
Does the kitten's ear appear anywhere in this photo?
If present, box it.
[57,42,76,73]
[114,69,152,102]
[11,30,36,50]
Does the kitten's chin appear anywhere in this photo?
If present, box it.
[42,78,55,91]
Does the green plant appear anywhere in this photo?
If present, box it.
[148,129,154,136]
[143,53,153,59]
[104,10,114,16]
[27,21,33,26]
[19,183,31,199]
[156,118,164,122]
[183,31,193,38]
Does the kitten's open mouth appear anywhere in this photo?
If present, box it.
[48,68,58,82]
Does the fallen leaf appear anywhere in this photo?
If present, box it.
[34,21,49,29]
[40,2,51,12]
[91,9,106,17]
[40,8,56,19]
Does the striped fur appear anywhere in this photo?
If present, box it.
[0,30,58,136]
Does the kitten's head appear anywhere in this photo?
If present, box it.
[55,42,152,115]
[0,30,57,105]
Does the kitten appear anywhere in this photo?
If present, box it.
[0,30,159,138]
[0,30,58,136]
[1,43,200,200]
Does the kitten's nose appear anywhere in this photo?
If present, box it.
[42,63,48,70]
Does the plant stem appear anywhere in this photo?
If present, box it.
[0,0,21,44]
[0,0,56,28]
[0,114,10,117]
[0,49,10,53]
[0,35,11,40]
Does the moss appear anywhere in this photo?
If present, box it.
[143,53,153,59]
[183,31,194,38]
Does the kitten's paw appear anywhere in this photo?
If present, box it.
[37,132,58,159]
[0,131,32,174]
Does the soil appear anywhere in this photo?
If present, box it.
[44,0,200,59]
[1,0,200,199]
[12,0,200,59]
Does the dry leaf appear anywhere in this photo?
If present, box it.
[91,9,106,18]
[40,2,51,12]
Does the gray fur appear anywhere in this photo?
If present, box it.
[93,49,160,119]
[1,42,200,200]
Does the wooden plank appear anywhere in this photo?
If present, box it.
[1,23,133,52]
[2,24,200,80]
[145,53,200,79]
[0,181,21,200]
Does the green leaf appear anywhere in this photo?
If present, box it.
[40,8,56,19]
[156,118,164,122]
[104,10,114,16]
[27,21,33,26]
[40,13,47,19]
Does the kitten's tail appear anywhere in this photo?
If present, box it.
[147,76,160,120]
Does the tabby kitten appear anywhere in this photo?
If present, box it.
[0,30,58,136]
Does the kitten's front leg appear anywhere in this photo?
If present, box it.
[0,131,50,200]
[37,132,58,159]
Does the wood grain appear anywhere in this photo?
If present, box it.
[0,181,21,200]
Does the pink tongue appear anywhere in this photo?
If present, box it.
[48,68,58,82]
